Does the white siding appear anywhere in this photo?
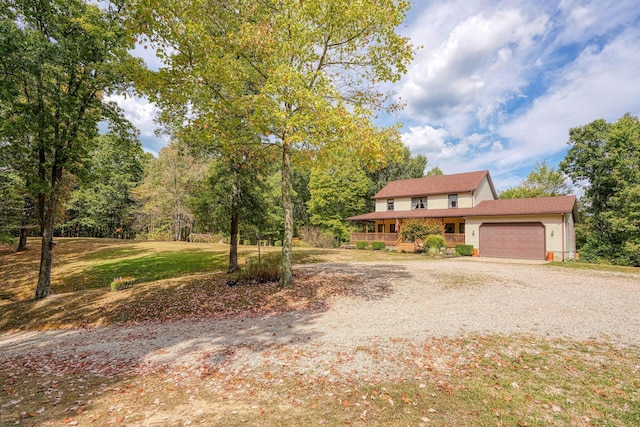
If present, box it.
[375,200,387,212]
[458,193,473,208]
[473,177,496,205]
[395,197,412,211]
[429,194,449,209]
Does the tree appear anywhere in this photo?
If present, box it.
[0,0,142,299]
[560,114,640,265]
[64,133,147,238]
[500,161,571,199]
[307,158,371,242]
[131,0,413,287]
[426,166,444,176]
[133,144,205,241]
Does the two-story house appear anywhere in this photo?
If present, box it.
[347,170,578,261]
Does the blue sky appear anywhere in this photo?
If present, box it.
[111,0,640,191]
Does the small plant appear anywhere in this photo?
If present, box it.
[243,239,251,246]
[274,240,282,247]
[455,244,474,256]
[228,253,282,286]
[371,241,386,251]
[356,241,369,250]
[110,276,135,291]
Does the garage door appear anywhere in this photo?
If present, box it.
[479,222,545,260]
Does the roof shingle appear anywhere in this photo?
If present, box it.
[373,170,491,199]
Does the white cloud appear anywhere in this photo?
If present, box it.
[105,94,168,155]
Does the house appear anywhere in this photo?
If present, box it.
[346,170,579,261]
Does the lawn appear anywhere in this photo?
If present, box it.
[1,238,639,426]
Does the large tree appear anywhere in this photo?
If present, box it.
[64,133,147,238]
[560,114,640,265]
[131,0,413,286]
[0,0,142,299]
[500,161,571,199]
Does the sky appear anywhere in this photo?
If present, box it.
[112,0,640,191]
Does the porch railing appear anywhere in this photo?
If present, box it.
[350,232,465,247]
[350,232,398,245]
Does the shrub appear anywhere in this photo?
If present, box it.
[400,218,445,243]
[238,253,281,285]
[110,276,135,291]
[356,241,369,250]
[298,226,336,248]
[425,234,446,255]
[243,239,251,246]
[455,244,474,256]
[371,241,386,251]
[274,240,282,247]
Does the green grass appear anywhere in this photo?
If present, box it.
[548,260,640,274]
[61,251,228,292]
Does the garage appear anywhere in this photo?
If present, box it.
[479,222,545,260]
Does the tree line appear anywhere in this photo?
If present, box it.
[2,0,639,300]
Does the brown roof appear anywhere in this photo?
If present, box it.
[373,170,493,199]
[347,195,578,222]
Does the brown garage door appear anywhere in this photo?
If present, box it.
[479,222,545,260]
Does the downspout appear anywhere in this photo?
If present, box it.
[561,213,565,262]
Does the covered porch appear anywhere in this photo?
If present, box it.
[349,217,466,249]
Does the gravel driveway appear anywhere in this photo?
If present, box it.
[2,259,639,376]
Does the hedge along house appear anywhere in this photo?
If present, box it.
[347,170,579,261]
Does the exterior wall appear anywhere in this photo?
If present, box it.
[465,214,571,258]
[375,199,386,212]
[429,194,449,209]
[457,192,473,208]
[473,177,496,205]
[395,197,412,211]
[564,213,577,260]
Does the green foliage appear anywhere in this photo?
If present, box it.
[356,241,369,250]
[274,240,282,247]
[455,244,474,256]
[243,240,251,246]
[560,114,640,266]
[500,161,571,199]
[297,226,336,248]
[371,241,386,251]
[308,160,371,242]
[110,277,136,292]
[426,166,444,176]
[425,235,446,250]
[400,219,445,243]
[132,144,206,241]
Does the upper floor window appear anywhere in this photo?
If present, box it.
[387,199,394,211]
[448,194,458,208]
[412,197,427,210]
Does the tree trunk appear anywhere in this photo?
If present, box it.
[280,141,294,287]
[16,193,33,252]
[34,192,58,300]
[227,173,240,273]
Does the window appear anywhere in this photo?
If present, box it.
[444,223,455,234]
[389,224,396,233]
[387,199,394,211]
[411,197,427,210]
[448,194,458,208]
[377,224,384,233]
[459,223,465,234]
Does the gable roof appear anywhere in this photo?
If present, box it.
[347,195,578,222]
[374,170,495,199]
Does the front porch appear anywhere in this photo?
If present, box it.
[349,217,466,250]
[350,231,465,248]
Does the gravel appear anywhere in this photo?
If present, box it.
[2,259,639,377]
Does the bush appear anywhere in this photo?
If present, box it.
[425,234,446,255]
[274,240,282,247]
[356,241,369,250]
[400,218,445,242]
[239,253,281,284]
[110,276,135,291]
[455,244,474,256]
[243,239,251,246]
[298,226,336,248]
[371,241,386,251]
